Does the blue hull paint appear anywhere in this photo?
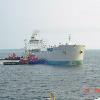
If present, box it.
[28,59,47,64]
[46,60,83,66]
[28,58,83,66]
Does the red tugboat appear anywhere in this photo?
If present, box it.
[5,53,20,60]
[2,53,21,65]
[19,53,39,65]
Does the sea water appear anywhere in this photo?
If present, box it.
[0,49,100,100]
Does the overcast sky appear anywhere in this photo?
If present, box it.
[0,0,100,49]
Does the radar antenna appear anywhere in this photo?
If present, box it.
[31,30,39,39]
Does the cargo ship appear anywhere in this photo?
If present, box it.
[26,31,85,66]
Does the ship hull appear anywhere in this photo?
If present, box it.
[32,45,85,66]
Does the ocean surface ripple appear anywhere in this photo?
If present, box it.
[0,50,100,100]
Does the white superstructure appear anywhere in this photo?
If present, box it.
[27,32,85,66]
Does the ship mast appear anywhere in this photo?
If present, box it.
[24,39,28,59]
[66,33,71,45]
[68,34,71,44]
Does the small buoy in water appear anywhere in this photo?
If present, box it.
[47,92,56,100]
